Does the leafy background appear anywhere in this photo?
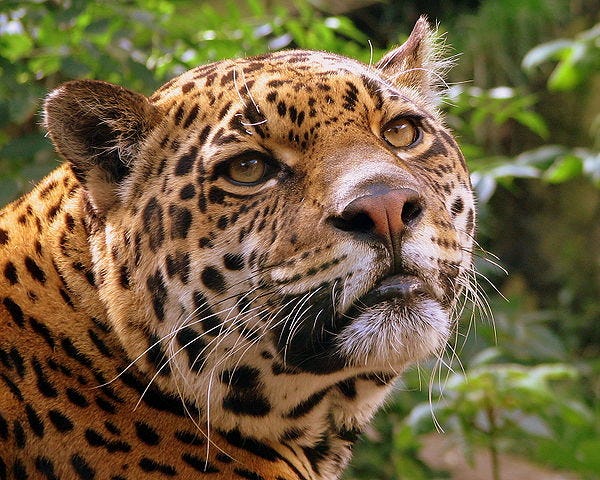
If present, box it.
[1,1,598,478]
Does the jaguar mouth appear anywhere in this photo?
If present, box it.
[345,274,433,317]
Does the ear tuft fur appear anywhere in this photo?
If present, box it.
[375,16,453,106]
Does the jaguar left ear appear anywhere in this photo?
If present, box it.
[376,16,449,104]
[43,80,162,214]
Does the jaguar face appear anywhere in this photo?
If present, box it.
[42,18,475,447]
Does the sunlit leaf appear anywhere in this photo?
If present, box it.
[0,33,34,62]
[543,154,583,183]
[522,39,572,70]
[512,110,549,138]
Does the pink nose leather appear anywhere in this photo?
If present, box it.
[337,188,424,272]
[341,188,423,240]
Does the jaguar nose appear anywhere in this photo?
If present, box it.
[329,187,424,270]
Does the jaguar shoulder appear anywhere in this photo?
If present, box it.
[0,17,475,480]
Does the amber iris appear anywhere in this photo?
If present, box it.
[227,157,267,185]
[382,118,419,148]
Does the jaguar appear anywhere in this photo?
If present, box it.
[0,17,475,480]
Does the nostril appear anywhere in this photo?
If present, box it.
[401,199,423,226]
[329,211,374,233]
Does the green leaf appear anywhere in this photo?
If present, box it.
[0,33,34,62]
[548,56,582,91]
[512,110,549,138]
[543,155,583,183]
[522,39,572,70]
[577,439,600,470]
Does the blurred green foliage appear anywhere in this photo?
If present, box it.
[1,1,598,479]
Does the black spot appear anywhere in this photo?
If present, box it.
[85,428,131,452]
[146,333,170,376]
[218,429,279,461]
[66,387,89,408]
[208,186,225,204]
[71,454,96,480]
[181,81,195,93]
[95,396,116,414]
[48,409,74,432]
[223,253,244,271]
[289,105,298,123]
[134,421,161,446]
[32,357,58,398]
[216,215,228,230]
[284,388,329,419]
[181,453,219,473]
[0,413,7,440]
[201,266,227,293]
[59,287,74,308]
[337,378,357,399]
[25,404,44,438]
[216,452,234,464]
[218,101,233,120]
[280,427,304,441]
[29,317,54,348]
[35,456,59,480]
[3,261,18,284]
[175,429,205,446]
[198,237,212,248]
[119,265,130,289]
[234,468,265,480]
[192,291,221,333]
[276,101,286,117]
[174,104,185,125]
[451,197,464,216]
[222,386,271,417]
[139,458,176,476]
[3,297,24,327]
[0,228,8,245]
[88,329,112,358]
[1,373,22,400]
[166,251,191,284]
[9,348,25,378]
[119,371,200,418]
[466,208,474,234]
[104,420,121,435]
[13,420,26,448]
[61,337,93,369]
[342,81,359,111]
[169,205,192,239]
[198,125,211,144]
[146,270,168,322]
[180,183,196,200]
[176,327,206,373]
[220,366,260,389]
[24,256,46,283]
[175,146,198,176]
[183,103,199,129]
[142,198,165,252]
[12,459,27,480]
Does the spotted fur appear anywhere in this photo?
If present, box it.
[0,18,475,480]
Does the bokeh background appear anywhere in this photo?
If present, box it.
[1,1,598,478]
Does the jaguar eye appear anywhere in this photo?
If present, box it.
[226,157,268,185]
[382,118,420,148]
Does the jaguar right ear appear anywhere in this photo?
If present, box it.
[375,16,451,106]
[43,80,162,214]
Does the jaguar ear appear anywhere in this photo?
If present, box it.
[43,80,161,214]
[375,16,450,104]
